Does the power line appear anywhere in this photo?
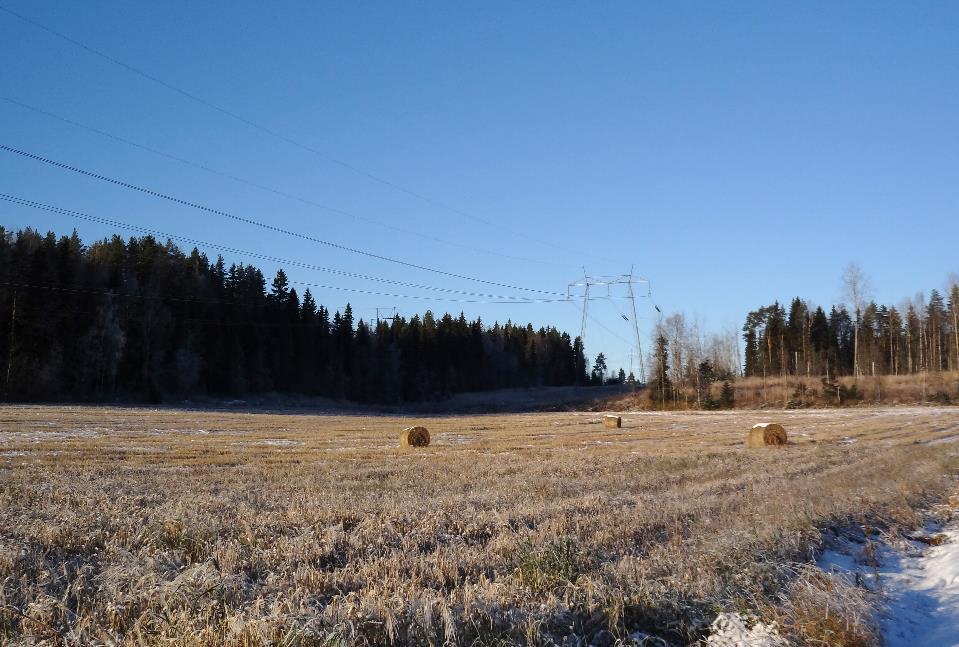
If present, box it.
[0,278,569,308]
[0,143,569,297]
[0,4,601,263]
[0,276,623,310]
[1,193,634,308]
[288,280,577,305]
[564,299,632,345]
[0,193,539,301]
[0,96,569,269]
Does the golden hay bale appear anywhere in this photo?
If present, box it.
[747,423,787,448]
[603,415,622,429]
[400,426,430,447]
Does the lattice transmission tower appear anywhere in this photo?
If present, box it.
[567,269,652,384]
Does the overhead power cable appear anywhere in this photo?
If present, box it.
[564,299,632,345]
[0,278,571,307]
[0,277,623,312]
[0,4,601,263]
[0,96,568,269]
[0,143,569,297]
[2,193,632,307]
[0,193,536,301]
[286,281,577,305]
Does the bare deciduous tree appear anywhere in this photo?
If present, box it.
[841,263,871,380]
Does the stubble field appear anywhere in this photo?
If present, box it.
[2,404,959,645]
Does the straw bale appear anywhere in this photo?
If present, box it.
[603,415,622,429]
[400,426,430,447]
[747,423,787,448]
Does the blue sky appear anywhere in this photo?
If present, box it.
[1,2,957,375]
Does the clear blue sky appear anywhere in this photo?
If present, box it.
[1,2,957,376]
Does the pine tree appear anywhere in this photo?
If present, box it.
[573,336,588,385]
[928,290,947,371]
[590,353,608,385]
[809,307,830,374]
[950,282,959,371]
[300,289,317,321]
[719,380,735,409]
[697,359,715,405]
[270,269,290,303]
[649,334,673,407]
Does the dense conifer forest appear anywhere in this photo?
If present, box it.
[0,227,592,402]
[741,290,959,379]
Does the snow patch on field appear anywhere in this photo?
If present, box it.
[702,613,787,646]
[819,522,959,647]
[2,428,102,442]
[440,434,473,445]
[881,525,959,647]
[150,427,212,435]
[244,439,301,447]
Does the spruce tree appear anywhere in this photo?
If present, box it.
[649,334,673,407]
[719,380,735,408]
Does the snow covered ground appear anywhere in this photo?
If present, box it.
[820,521,959,647]
[701,613,787,646]
[882,524,959,647]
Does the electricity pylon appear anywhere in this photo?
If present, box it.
[568,270,652,384]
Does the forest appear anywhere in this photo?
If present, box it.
[740,288,959,379]
[643,265,959,408]
[4,226,957,406]
[0,226,595,402]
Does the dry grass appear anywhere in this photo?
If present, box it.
[607,371,959,410]
[2,405,959,645]
[728,372,959,408]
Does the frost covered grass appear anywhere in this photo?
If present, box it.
[1,405,958,645]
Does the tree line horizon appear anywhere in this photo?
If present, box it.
[740,268,959,380]
[1,226,956,404]
[0,226,621,403]
[645,263,958,408]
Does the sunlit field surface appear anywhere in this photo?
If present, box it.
[2,405,958,645]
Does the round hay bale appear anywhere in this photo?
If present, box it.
[400,426,430,447]
[747,423,787,448]
[603,415,622,429]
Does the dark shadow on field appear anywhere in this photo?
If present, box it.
[3,384,637,418]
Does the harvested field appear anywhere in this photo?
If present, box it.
[2,404,959,645]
